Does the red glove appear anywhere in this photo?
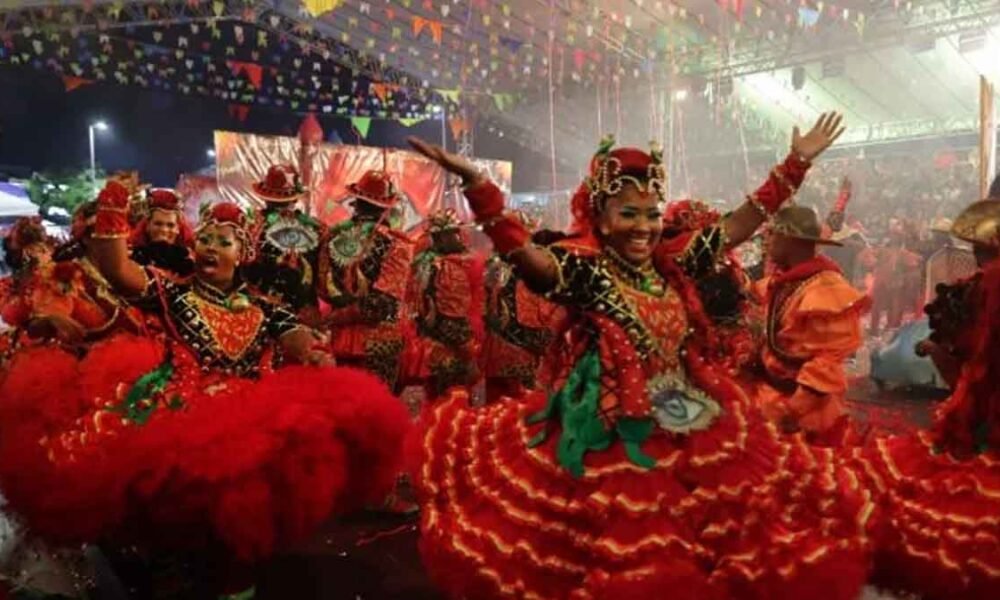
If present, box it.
[94,180,131,239]
[464,180,530,254]
[749,153,811,214]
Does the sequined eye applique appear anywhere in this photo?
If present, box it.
[647,372,721,434]
[328,226,366,268]
[265,215,319,253]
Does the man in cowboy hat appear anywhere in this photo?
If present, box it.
[244,164,326,321]
[923,216,977,305]
[403,208,483,398]
[917,199,1000,390]
[753,204,870,441]
[317,169,414,390]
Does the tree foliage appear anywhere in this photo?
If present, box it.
[25,169,104,216]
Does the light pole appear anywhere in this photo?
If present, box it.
[89,120,108,192]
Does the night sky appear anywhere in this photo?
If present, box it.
[0,66,525,188]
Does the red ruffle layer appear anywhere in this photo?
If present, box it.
[408,391,876,600]
[851,432,1000,600]
[0,334,411,561]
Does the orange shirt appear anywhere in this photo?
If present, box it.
[755,270,869,434]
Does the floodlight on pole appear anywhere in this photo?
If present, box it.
[89,120,109,193]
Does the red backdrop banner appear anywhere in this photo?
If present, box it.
[213,130,512,227]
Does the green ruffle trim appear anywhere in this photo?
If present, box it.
[113,356,183,426]
[525,349,655,478]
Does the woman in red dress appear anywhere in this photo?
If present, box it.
[404,114,877,600]
[0,181,410,575]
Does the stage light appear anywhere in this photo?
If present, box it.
[207,148,216,158]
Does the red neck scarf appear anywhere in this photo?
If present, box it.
[768,254,842,294]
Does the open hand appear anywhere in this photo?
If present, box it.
[792,112,845,162]
[407,137,484,186]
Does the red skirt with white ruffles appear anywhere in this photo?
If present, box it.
[0,333,411,561]
[850,431,1000,600]
[409,389,877,600]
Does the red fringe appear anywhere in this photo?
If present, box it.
[0,339,411,561]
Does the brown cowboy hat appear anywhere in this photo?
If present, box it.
[770,205,843,246]
[951,199,1000,248]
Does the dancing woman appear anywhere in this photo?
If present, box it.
[404,114,878,600]
[0,181,410,573]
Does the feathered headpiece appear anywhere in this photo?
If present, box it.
[427,207,463,234]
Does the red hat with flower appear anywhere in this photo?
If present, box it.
[569,135,667,234]
[147,188,183,212]
[130,187,194,247]
[4,216,48,252]
[252,164,305,203]
[196,202,257,262]
[347,170,400,209]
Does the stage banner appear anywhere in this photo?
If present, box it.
[175,173,220,223]
[981,76,996,200]
[213,131,511,227]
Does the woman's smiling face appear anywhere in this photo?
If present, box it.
[597,183,664,264]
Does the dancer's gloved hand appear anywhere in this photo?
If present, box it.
[408,136,526,253]
[94,180,133,239]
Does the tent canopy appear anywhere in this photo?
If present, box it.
[0,182,38,219]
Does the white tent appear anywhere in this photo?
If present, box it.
[0,183,38,218]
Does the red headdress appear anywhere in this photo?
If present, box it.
[427,207,463,235]
[252,165,305,203]
[129,188,194,247]
[569,135,667,236]
[196,202,256,262]
[347,170,401,209]
[3,216,48,253]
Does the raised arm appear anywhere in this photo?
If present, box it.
[722,112,845,248]
[89,181,150,297]
[408,137,560,293]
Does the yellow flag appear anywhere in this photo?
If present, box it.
[303,0,343,17]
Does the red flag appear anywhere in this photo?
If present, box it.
[228,104,250,122]
[227,60,263,88]
[61,75,93,92]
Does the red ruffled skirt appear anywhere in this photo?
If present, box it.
[850,431,1000,600]
[409,390,877,600]
[0,333,411,561]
